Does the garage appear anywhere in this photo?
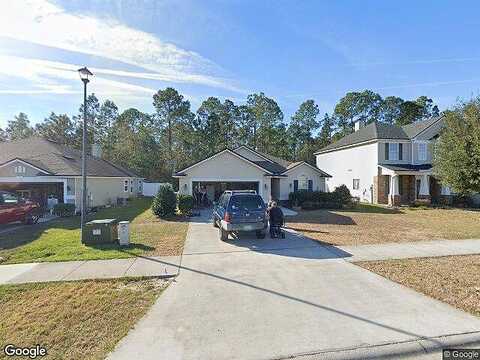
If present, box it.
[192,181,259,202]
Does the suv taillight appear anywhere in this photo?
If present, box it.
[224,212,231,223]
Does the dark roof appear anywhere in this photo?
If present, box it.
[402,116,442,138]
[174,148,330,177]
[0,137,140,178]
[315,117,443,154]
[379,163,432,171]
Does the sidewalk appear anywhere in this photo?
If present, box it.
[339,238,480,262]
[0,255,180,285]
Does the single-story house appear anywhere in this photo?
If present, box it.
[0,137,143,210]
[174,145,331,203]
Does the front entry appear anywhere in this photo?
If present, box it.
[192,181,259,202]
[270,178,280,201]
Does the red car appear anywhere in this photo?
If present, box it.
[0,191,42,225]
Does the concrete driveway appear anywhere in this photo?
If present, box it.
[108,212,480,360]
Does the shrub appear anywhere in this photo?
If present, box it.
[177,194,194,215]
[333,184,352,205]
[152,184,176,218]
[53,203,76,217]
[289,184,352,210]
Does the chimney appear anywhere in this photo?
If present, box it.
[354,120,365,132]
[91,143,102,158]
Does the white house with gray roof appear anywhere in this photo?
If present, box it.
[174,145,331,203]
[0,137,143,210]
[315,117,451,206]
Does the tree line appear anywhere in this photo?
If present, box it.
[0,88,440,182]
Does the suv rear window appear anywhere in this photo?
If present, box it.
[229,195,264,211]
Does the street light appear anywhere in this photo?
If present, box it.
[78,67,93,242]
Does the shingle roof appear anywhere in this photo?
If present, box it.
[379,163,432,171]
[402,116,442,138]
[0,137,140,178]
[315,117,443,154]
[174,147,330,177]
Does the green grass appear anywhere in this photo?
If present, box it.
[0,278,167,360]
[0,198,189,264]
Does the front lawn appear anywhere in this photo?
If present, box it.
[356,255,480,317]
[286,204,480,245]
[0,197,189,264]
[0,278,167,360]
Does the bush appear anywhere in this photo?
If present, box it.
[152,184,176,218]
[53,203,76,217]
[289,184,353,210]
[333,184,352,205]
[177,194,194,215]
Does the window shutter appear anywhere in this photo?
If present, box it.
[293,180,298,192]
[385,143,389,160]
[399,143,403,160]
[308,180,313,191]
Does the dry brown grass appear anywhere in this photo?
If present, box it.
[286,204,480,246]
[0,278,168,360]
[356,255,480,317]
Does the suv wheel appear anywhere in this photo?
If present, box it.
[213,217,218,228]
[256,230,266,239]
[219,227,229,241]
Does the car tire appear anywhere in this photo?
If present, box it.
[219,227,229,241]
[23,213,40,225]
[213,217,218,228]
[256,230,266,239]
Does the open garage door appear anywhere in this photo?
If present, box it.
[192,181,259,203]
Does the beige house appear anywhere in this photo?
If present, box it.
[0,137,143,210]
[174,145,331,203]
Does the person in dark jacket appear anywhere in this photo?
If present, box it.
[268,201,284,238]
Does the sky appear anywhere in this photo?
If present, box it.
[1,0,480,128]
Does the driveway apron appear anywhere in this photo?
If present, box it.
[108,210,480,360]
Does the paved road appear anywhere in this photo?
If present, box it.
[107,213,480,360]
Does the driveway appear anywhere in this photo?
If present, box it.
[108,211,480,360]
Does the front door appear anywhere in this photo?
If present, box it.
[271,178,280,201]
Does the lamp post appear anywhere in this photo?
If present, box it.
[78,67,93,242]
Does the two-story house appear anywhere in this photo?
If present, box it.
[315,117,451,206]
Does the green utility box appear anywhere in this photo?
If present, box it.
[82,219,118,245]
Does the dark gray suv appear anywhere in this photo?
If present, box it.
[213,190,267,241]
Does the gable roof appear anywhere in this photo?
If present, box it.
[174,146,330,177]
[0,137,141,178]
[315,117,443,154]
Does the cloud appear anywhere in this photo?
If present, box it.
[0,0,242,92]
[0,55,156,96]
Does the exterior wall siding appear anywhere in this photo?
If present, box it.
[278,165,326,201]
[0,161,46,177]
[74,177,140,208]
[316,142,378,203]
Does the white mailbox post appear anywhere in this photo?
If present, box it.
[118,221,130,246]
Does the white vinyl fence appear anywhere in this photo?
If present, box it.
[142,182,170,197]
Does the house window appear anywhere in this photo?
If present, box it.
[388,143,399,160]
[418,143,427,161]
[353,179,360,190]
[298,175,308,190]
[124,180,129,192]
[14,165,26,174]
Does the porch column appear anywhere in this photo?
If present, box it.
[388,174,400,206]
[418,174,431,203]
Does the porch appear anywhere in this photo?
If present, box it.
[374,165,451,206]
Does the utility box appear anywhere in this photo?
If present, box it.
[83,219,118,245]
[118,221,130,246]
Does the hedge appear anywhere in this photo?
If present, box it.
[177,194,194,215]
[52,203,76,217]
[288,185,353,210]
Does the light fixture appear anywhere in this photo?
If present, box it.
[78,67,93,83]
